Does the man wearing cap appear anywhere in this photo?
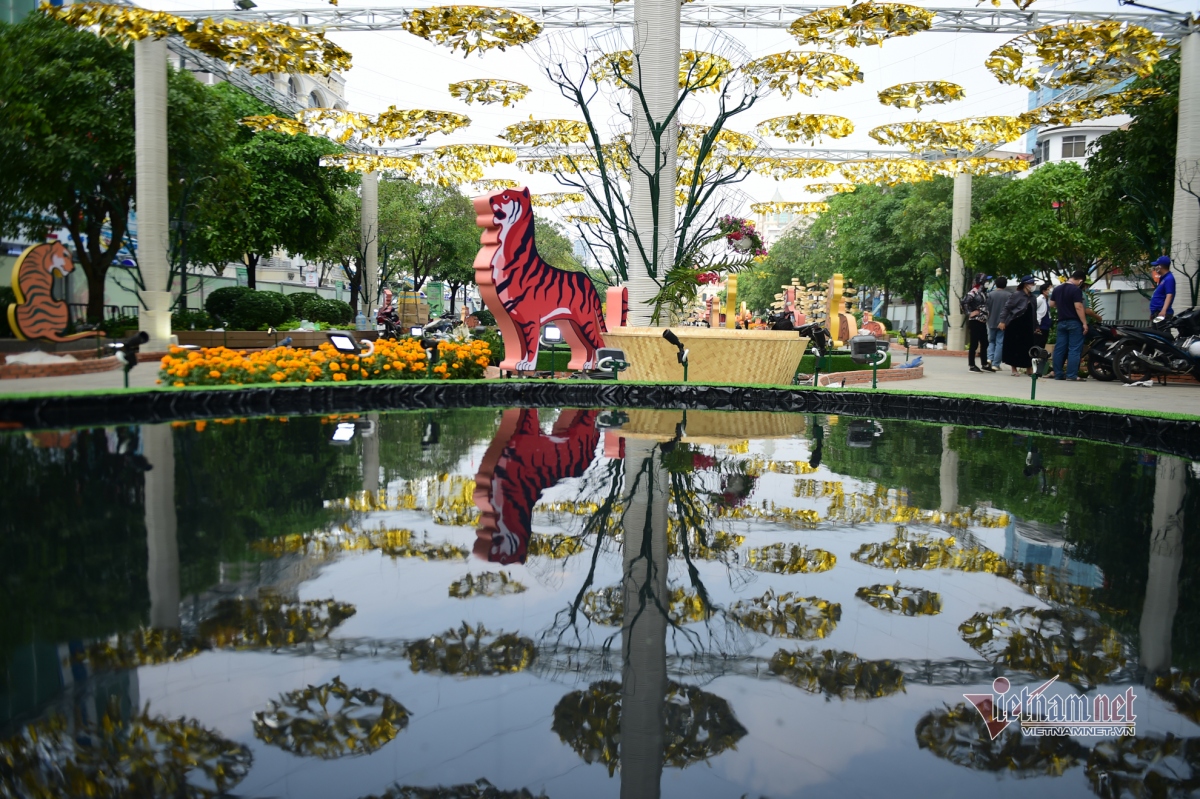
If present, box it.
[1049,270,1089,381]
[1149,256,1176,320]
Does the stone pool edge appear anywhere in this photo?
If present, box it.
[0,380,1196,460]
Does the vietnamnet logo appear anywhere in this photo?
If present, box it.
[964,676,1137,739]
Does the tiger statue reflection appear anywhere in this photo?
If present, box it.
[473,408,600,564]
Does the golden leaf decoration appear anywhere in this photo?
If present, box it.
[877,81,965,110]
[741,51,864,98]
[753,157,837,181]
[517,154,599,175]
[531,191,586,207]
[868,116,1027,152]
[789,2,935,49]
[322,153,427,176]
[756,114,854,144]
[474,178,522,192]
[564,214,602,225]
[402,6,542,56]
[750,201,830,215]
[500,119,590,146]
[805,182,857,194]
[449,78,531,106]
[240,114,311,136]
[1018,87,1165,128]
[44,2,352,75]
[591,49,734,92]
[986,22,1167,89]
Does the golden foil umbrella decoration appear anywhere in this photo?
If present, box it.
[1017,87,1165,128]
[750,201,830,215]
[531,191,586,208]
[45,3,352,75]
[986,22,1167,89]
[405,623,536,675]
[855,583,942,616]
[591,49,734,92]
[741,51,864,97]
[753,157,837,181]
[242,107,471,146]
[500,119,590,146]
[449,78,531,106]
[475,178,522,192]
[254,677,409,759]
[564,214,602,225]
[768,648,906,699]
[868,116,1027,152]
[517,153,599,175]
[790,2,935,48]
[402,6,542,56]
[756,114,854,145]
[321,153,427,176]
[877,81,965,110]
[728,589,842,640]
[805,182,856,194]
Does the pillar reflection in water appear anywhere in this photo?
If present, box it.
[363,412,380,497]
[620,438,670,799]
[143,424,179,631]
[1140,455,1187,679]
[939,426,959,514]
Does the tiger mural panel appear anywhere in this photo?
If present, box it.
[473,187,624,372]
[472,408,600,565]
[6,242,98,342]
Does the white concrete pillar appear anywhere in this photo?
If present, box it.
[627,0,681,325]
[620,438,668,798]
[938,426,959,513]
[947,170,971,351]
[135,37,173,350]
[143,424,180,630]
[1140,455,1186,677]
[1171,31,1200,310]
[361,171,380,316]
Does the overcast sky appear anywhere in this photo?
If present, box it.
[161,0,1197,208]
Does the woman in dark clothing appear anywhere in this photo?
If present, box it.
[998,275,1038,376]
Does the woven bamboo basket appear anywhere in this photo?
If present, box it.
[602,327,808,385]
[617,409,806,443]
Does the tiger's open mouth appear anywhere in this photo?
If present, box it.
[492,208,506,220]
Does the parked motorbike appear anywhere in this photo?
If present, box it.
[1111,307,1200,383]
[1083,322,1123,382]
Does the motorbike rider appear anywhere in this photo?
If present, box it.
[376,288,401,336]
[1149,256,1176,320]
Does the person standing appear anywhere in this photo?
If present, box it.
[999,276,1037,376]
[984,276,1012,371]
[1149,255,1176,320]
[1035,283,1052,345]
[1049,270,1089,381]
[963,275,989,372]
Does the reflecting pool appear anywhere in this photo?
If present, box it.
[1,408,1198,798]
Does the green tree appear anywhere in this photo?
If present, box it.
[1081,54,1179,294]
[958,161,1102,281]
[0,15,236,321]
[380,182,477,297]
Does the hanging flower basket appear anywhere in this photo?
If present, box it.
[717,216,767,257]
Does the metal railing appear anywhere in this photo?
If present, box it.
[68,304,140,323]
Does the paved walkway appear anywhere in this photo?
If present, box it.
[0,353,1196,418]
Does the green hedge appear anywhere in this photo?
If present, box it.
[798,351,891,374]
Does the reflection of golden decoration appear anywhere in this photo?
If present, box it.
[1153,670,1200,724]
[877,81,965,110]
[0,706,252,798]
[852,529,1013,574]
[551,681,747,775]
[252,527,468,561]
[746,543,836,574]
[449,571,528,598]
[729,589,841,640]
[769,648,905,699]
[741,51,863,98]
[789,3,935,48]
[531,192,586,208]
[474,178,522,193]
[369,778,545,798]
[753,157,836,181]
[959,607,1134,689]
[916,703,1086,776]
[855,583,942,616]
[805,182,856,194]
[46,3,352,75]
[254,677,409,760]
[501,119,590,146]
[756,114,854,144]
[750,201,830,216]
[406,623,536,675]
[527,533,586,558]
[86,627,203,669]
[1017,87,1164,128]
[402,6,542,56]
[667,522,745,561]
[582,585,711,627]
[1086,734,1200,796]
[986,22,1167,89]
[591,49,733,91]
[199,596,356,649]
[449,78,530,106]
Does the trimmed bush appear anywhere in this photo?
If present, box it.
[228,292,287,330]
[873,317,892,330]
[308,298,354,325]
[798,351,891,374]
[473,308,496,326]
[205,286,252,322]
[286,292,324,320]
[172,309,212,330]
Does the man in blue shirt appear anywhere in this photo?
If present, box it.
[1149,255,1176,319]
[1049,270,1089,381]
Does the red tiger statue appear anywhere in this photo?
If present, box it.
[473,187,625,371]
[473,408,600,564]
[7,242,97,342]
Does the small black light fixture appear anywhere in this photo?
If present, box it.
[661,329,688,381]
[410,326,424,337]
[849,333,886,388]
[110,331,150,388]
[234,0,256,9]
[326,332,374,357]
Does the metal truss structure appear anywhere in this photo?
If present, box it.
[178,4,1193,39]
